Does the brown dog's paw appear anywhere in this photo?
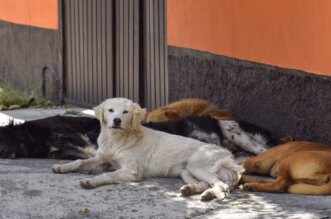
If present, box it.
[280,136,295,143]
[243,183,254,191]
[179,184,194,196]
[80,180,95,189]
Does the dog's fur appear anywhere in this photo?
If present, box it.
[144,116,273,156]
[52,98,244,201]
[0,116,99,159]
[146,98,235,122]
[144,116,224,146]
[0,115,271,160]
[241,141,331,195]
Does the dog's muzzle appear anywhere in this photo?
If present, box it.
[111,118,124,130]
[113,118,121,126]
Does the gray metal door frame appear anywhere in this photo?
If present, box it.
[59,0,168,109]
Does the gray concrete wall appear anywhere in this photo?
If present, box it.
[0,20,61,102]
[168,46,331,145]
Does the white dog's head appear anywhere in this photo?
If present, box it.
[94,98,147,131]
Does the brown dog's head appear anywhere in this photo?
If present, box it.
[94,98,146,131]
[145,108,182,122]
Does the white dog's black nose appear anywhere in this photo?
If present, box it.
[113,118,122,126]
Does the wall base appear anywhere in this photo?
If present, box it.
[168,46,331,145]
[0,20,61,103]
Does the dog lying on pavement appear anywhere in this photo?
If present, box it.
[0,114,271,160]
[241,141,331,195]
[146,98,235,122]
[52,98,244,201]
[0,116,99,159]
[144,116,273,156]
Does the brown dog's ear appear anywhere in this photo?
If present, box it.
[93,103,106,125]
[164,109,180,120]
[132,103,147,129]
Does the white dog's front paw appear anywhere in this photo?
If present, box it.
[52,164,66,174]
[179,184,194,196]
[80,179,96,189]
[201,189,216,201]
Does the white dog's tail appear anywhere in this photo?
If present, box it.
[210,157,244,188]
[210,157,243,173]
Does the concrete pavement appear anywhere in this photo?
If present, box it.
[1,159,331,219]
[0,106,94,126]
[1,107,331,218]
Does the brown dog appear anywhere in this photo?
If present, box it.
[241,141,331,195]
[146,98,235,122]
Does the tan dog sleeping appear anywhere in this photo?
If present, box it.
[241,141,331,195]
[146,98,235,122]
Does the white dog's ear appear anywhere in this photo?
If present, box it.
[93,103,106,125]
[132,103,147,129]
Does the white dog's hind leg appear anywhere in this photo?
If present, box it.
[186,166,229,201]
[180,182,210,197]
[52,157,107,174]
[179,170,209,196]
[80,167,143,189]
[201,181,229,201]
[181,170,199,184]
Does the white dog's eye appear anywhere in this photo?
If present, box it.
[108,109,114,113]
[123,110,128,114]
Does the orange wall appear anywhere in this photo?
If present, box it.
[168,0,331,77]
[0,0,58,29]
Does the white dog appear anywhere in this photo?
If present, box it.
[52,98,243,201]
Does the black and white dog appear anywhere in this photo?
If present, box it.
[0,116,99,159]
[144,116,274,156]
[0,115,273,160]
